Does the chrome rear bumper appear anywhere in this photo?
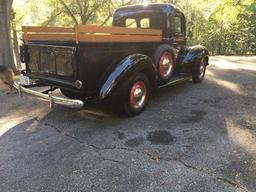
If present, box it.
[14,82,84,109]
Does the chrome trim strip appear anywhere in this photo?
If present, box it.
[14,82,84,109]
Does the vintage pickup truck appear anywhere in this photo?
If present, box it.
[17,3,209,116]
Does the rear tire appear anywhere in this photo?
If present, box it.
[192,57,207,83]
[122,73,150,117]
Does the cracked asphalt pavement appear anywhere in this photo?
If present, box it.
[0,56,256,192]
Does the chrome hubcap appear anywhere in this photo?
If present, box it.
[159,52,173,79]
[163,58,171,70]
[130,81,147,110]
[134,88,143,101]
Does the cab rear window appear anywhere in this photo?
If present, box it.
[126,18,137,28]
[125,18,150,28]
[140,18,150,28]
[123,15,163,29]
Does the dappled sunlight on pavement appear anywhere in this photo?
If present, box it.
[226,118,256,155]
[0,111,31,136]
[0,107,49,136]
[207,75,247,96]
[206,64,248,96]
[0,82,51,136]
[210,56,256,71]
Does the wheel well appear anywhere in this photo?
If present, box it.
[154,44,176,64]
[140,67,157,88]
[205,56,209,65]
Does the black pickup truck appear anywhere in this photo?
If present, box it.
[18,3,209,116]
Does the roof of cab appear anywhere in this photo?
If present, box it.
[114,3,182,16]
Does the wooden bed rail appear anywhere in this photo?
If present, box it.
[22,26,76,43]
[22,25,162,43]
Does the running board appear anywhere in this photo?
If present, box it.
[157,76,191,89]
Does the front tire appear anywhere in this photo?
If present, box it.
[122,73,150,117]
[192,57,207,83]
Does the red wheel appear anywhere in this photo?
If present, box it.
[159,52,174,80]
[129,81,147,111]
[154,44,176,84]
[123,73,150,116]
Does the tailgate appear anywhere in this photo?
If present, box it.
[27,44,76,80]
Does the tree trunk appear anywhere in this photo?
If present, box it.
[12,24,21,69]
[11,9,22,69]
[0,0,16,71]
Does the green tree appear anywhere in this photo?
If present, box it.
[10,0,256,57]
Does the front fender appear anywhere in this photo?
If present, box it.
[99,54,156,99]
[181,45,209,66]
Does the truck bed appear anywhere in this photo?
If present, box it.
[22,25,164,97]
[24,41,162,96]
[22,25,162,43]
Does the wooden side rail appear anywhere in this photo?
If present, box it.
[76,25,162,43]
[22,26,76,43]
[22,25,162,43]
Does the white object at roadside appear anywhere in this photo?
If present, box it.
[20,74,32,86]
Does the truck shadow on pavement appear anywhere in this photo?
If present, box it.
[0,62,256,191]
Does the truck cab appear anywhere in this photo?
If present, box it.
[18,3,209,116]
[113,4,187,49]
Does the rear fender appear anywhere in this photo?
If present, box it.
[99,54,156,99]
[180,45,209,74]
